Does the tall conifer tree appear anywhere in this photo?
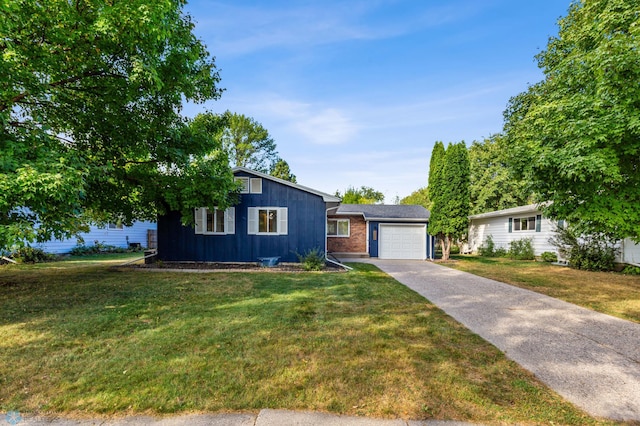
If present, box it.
[428,142,446,254]
[428,142,470,260]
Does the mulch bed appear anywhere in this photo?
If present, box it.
[127,261,346,273]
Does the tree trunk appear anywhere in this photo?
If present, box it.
[441,235,451,261]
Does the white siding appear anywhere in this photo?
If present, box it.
[622,238,640,265]
[35,221,157,254]
[468,211,558,256]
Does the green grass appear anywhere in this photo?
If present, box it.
[0,255,615,424]
[445,255,640,323]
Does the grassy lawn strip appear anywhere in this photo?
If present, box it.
[0,255,611,424]
[445,255,640,324]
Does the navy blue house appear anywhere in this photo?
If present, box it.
[157,167,341,263]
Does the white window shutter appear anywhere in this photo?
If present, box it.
[225,207,235,235]
[194,208,204,234]
[248,207,258,235]
[278,208,288,235]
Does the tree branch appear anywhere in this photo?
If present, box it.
[0,70,126,112]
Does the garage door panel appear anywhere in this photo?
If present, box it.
[379,224,426,260]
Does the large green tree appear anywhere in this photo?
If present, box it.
[428,142,470,260]
[504,0,640,240]
[336,186,385,204]
[0,0,234,249]
[270,158,297,183]
[400,187,431,209]
[427,141,446,254]
[221,111,278,173]
[469,134,530,214]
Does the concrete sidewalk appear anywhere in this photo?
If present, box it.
[357,259,640,422]
[7,409,474,426]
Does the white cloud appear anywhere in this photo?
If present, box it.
[216,94,360,145]
[189,0,494,57]
[291,108,358,145]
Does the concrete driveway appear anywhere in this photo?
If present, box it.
[352,259,640,422]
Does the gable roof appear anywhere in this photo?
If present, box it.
[232,167,341,203]
[333,204,430,222]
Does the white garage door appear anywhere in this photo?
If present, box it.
[379,224,426,260]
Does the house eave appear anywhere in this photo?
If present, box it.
[365,217,429,223]
[232,166,341,203]
[468,203,549,220]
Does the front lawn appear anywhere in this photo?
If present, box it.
[0,255,611,424]
[446,255,640,323]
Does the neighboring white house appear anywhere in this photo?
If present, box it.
[466,204,558,256]
[34,221,157,254]
[466,204,640,266]
[621,238,640,266]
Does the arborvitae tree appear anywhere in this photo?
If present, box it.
[427,142,446,254]
[429,142,470,260]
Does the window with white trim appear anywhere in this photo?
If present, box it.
[248,207,288,235]
[194,207,235,235]
[235,177,262,194]
[108,222,123,230]
[250,178,262,193]
[327,219,350,237]
[235,177,250,193]
[513,216,536,231]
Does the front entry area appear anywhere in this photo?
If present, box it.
[378,224,426,260]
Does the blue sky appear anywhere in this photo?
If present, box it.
[182,0,571,202]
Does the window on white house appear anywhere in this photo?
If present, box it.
[327,219,350,237]
[513,216,536,231]
[235,177,262,194]
[248,207,287,235]
[108,222,123,230]
[194,207,235,235]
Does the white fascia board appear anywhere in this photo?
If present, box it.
[366,217,429,223]
[468,203,548,220]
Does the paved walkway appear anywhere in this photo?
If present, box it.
[7,409,473,426]
[355,259,640,422]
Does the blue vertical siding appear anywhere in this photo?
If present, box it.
[158,172,329,263]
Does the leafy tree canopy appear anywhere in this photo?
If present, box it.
[504,0,640,240]
[270,158,297,183]
[336,186,385,204]
[469,134,531,214]
[400,187,431,210]
[220,111,278,173]
[0,0,233,249]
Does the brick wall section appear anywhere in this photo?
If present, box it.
[327,215,367,253]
